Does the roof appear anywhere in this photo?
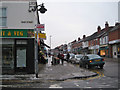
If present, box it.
[82,26,114,42]
[109,23,120,32]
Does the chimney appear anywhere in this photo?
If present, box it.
[78,37,81,41]
[97,26,101,33]
[83,35,86,39]
[105,21,109,30]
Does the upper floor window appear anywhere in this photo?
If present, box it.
[100,38,103,45]
[0,8,7,27]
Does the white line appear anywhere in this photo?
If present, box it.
[49,84,63,88]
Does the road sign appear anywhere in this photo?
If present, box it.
[38,33,46,40]
[36,24,45,31]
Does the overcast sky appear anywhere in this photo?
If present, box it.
[37,0,119,49]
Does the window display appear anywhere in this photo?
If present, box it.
[2,45,14,69]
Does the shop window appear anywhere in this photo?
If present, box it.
[2,44,14,70]
[100,50,105,56]
[118,47,120,54]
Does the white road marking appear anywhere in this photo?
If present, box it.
[49,84,62,88]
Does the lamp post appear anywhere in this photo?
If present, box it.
[50,35,52,50]
[50,35,52,55]
[29,2,47,78]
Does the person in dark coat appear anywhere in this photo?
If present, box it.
[58,53,64,65]
[66,52,70,62]
[60,53,64,65]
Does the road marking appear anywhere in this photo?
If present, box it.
[85,87,92,88]
[74,83,80,87]
[83,70,104,80]
[49,84,62,88]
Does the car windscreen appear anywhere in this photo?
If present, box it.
[88,55,101,59]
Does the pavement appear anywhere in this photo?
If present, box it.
[1,57,98,82]
[104,57,119,62]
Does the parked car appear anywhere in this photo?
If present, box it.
[63,54,67,61]
[69,53,75,62]
[69,53,75,59]
[71,54,83,64]
[79,54,105,69]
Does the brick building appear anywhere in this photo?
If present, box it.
[108,23,120,58]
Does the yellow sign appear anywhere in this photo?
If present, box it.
[38,33,46,39]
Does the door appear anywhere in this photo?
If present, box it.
[112,45,117,58]
[15,47,27,71]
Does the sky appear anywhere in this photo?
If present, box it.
[37,0,119,49]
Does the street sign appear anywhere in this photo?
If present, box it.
[36,24,45,31]
[38,33,46,40]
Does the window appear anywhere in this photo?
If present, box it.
[100,38,103,45]
[0,8,7,27]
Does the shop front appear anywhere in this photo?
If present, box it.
[109,39,120,58]
[1,29,35,74]
[99,45,109,57]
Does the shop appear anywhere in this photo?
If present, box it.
[117,44,120,58]
[1,29,35,74]
[89,45,99,54]
[99,45,109,57]
[109,40,120,58]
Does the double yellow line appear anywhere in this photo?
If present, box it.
[84,70,104,80]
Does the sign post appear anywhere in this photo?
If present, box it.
[35,24,45,31]
[34,24,45,78]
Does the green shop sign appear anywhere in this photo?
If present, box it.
[0,29,34,38]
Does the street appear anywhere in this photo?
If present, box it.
[1,57,120,89]
[54,58,119,89]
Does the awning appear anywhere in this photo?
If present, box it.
[40,41,50,48]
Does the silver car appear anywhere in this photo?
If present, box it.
[71,54,83,64]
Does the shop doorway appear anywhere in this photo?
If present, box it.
[16,47,26,68]
[15,46,27,72]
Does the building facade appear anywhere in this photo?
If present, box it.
[108,23,120,58]
[0,0,38,74]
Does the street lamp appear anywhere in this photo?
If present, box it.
[50,35,52,50]
[29,3,47,14]
[29,2,47,78]
[50,35,52,55]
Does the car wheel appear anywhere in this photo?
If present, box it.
[100,65,103,69]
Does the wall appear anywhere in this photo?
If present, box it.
[118,1,120,22]
[109,30,119,41]
[1,0,37,29]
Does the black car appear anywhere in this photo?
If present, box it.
[79,54,105,69]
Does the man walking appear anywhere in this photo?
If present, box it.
[58,53,64,65]
[60,53,64,65]
[66,52,70,62]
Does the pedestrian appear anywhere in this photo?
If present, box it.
[57,53,64,65]
[51,55,56,65]
[66,52,70,62]
[60,53,64,65]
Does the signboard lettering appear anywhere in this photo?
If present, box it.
[0,29,34,38]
